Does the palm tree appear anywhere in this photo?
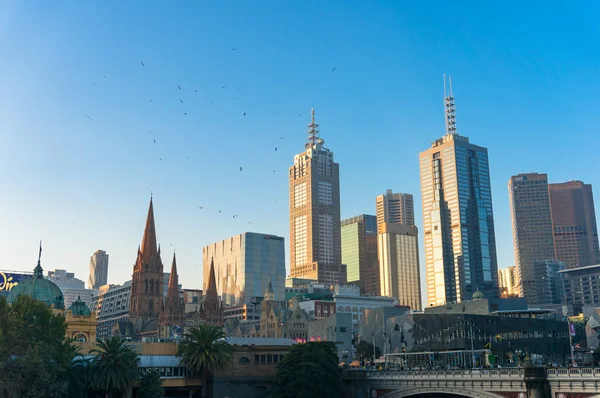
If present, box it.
[138,368,164,398]
[177,324,233,398]
[90,336,140,398]
[63,343,92,398]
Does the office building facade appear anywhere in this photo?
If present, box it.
[376,190,414,230]
[88,250,109,289]
[377,223,422,310]
[90,281,132,339]
[341,214,379,295]
[419,78,499,306]
[289,110,345,284]
[498,266,518,298]
[508,173,556,304]
[560,264,600,315]
[549,180,600,268]
[203,232,286,306]
[46,269,97,308]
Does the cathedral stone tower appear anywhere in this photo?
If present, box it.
[160,252,184,337]
[129,197,164,334]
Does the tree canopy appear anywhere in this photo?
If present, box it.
[138,368,164,398]
[0,295,74,398]
[355,340,381,360]
[271,342,343,398]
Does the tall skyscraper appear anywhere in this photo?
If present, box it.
[289,110,345,284]
[498,266,518,298]
[129,197,164,331]
[549,180,600,268]
[376,190,414,230]
[419,75,499,306]
[341,214,379,295]
[88,250,109,289]
[377,223,422,310]
[203,232,286,306]
[508,173,556,304]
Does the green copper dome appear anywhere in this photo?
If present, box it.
[7,248,65,310]
[472,290,485,300]
[67,296,91,316]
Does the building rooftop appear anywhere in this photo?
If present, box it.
[224,337,297,346]
[559,264,600,274]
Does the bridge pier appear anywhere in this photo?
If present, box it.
[523,366,551,398]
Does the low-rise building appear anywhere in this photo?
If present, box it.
[307,312,353,360]
[561,264,600,315]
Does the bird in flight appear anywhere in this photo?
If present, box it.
[243,112,246,116]
[159,157,163,161]
[194,90,197,93]
[179,99,184,104]
[102,75,107,79]
[231,48,236,51]
[86,116,92,120]
[221,85,226,89]
[233,214,238,218]
[92,82,98,86]
[280,136,284,139]
[247,221,251,224]
[297,113,302,117]
[275,148,278,151]
[199,206,204,210]
[211,101,214,105]
[148,131,152,134]
[153,139,156,144]
[219,210,222,213]
[178,85,181,90]
[141,62,145,67]
[239,167,243,171]
[184,113,188,116]
[331,67,336,72]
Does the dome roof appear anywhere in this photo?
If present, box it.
[472,290,485,300]
[67,296,91,316]
[7,248,65,310]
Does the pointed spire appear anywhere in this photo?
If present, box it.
[140,197,158,256]
[206,257,218,299]
[266,278,274,294]
[167,252,179,299]
[33,240,43,278]
[305,108,321,149]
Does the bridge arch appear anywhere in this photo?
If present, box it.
[379,387,506,398]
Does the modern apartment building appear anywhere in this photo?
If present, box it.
[46,269,97,308]
[549,181,600,268]
[203,232,286,306]
[289,110,345,285]
[90,281,132,339]
[377,223,422,310]
[419,76,499,306]
[376,190,414,231]
[88,250,109,289]
[341,214,379,295]
[508,173,556,304]
[498,266,518,298]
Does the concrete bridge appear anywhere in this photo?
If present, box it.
[343,367,600,398]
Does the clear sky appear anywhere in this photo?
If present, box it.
[1,1,599,300]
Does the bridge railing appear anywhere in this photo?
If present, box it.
[547,367,600,378]
[367,368,525,379]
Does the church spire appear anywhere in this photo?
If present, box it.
[206,257,218,299]
[140,197,158,257]
[167,252,179,300]
[33,241,43,278]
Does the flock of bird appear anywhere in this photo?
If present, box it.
[85,53,336,228]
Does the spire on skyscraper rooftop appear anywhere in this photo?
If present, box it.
[305,109,324,149]
[443,74,457,135]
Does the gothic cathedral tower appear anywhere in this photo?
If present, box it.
[159,252,184,337]
[129,197,164,333]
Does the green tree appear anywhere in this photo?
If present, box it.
[63,344,92,398]
[271,342,343,398]
[572,318,588,347]
[90,336,140,398]
[138,369,164,398]
[355,340,381,360]
[177,324,233,398]
[0,295,73,398]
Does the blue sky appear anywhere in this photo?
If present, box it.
[1,1,599,298]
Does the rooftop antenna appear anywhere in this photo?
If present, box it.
[443,74,457,135]
[306,109,320,149]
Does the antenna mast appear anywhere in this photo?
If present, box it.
[443,74,457,135]
[306,109,320,148]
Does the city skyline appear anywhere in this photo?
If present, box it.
[2,2,600,306]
